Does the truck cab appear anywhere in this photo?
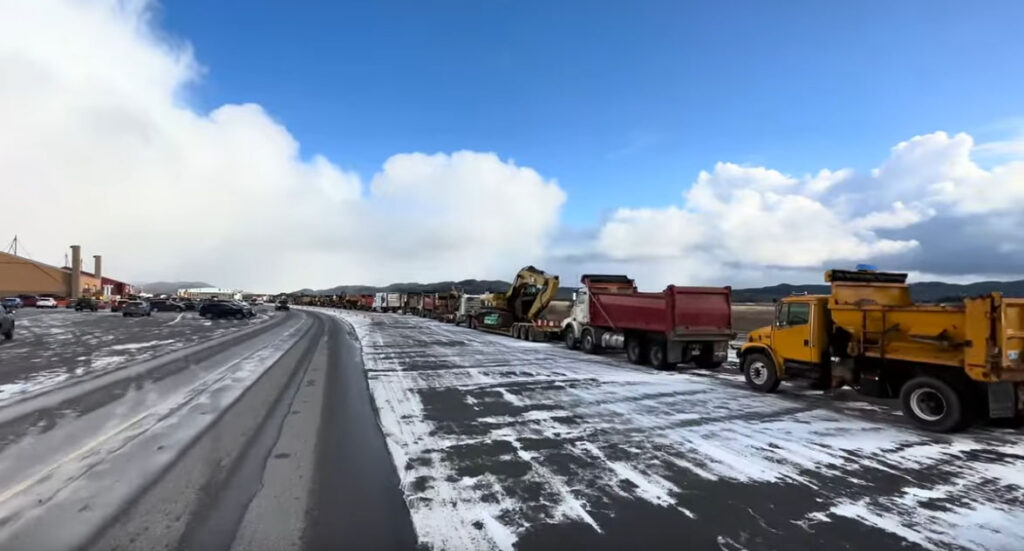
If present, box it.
[743,296,831,387]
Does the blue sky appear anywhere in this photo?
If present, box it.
[8,0,1024,289]
[161,0,1024,229]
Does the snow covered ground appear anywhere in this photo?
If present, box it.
[0,308,276,405]
[0,310,309,548]
[328,310,1024,551]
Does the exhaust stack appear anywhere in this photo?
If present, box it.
[70,245,82,299]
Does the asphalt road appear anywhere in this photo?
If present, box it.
[330,310,1024,551]
[0,307,1021,550]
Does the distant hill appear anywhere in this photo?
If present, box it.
[293,279,515,296]
[138,281,214,295]
[732,279,1024,303]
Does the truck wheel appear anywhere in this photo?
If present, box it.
[626,336,647,365]
[581,329,598,354]
[899,376,969,433]
[743,353,780,392]
[564,329,578,350]
[649,342,670,370]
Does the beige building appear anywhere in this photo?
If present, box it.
[0,246,103,298]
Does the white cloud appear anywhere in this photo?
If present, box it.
[3,1,1024,292]
[590,129,1024,287]
[0,0,565,290]
[596,163,920,281]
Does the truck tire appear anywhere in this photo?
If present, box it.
[565,329,578,350]
[626,336,647,365]
[899,376,970,433]
[581,329,598,354]
[743,352,780,392]
[649,342,670,370]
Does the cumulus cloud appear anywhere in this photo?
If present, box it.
[4,1,1024,292]
[0,0,565,290]
[588,130,1024,287]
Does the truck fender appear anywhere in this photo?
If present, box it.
[738,343,785,377]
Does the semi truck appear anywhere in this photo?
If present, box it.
[373,292,402,313]
[422,294,435,317]
[738,269,1024,432]
[403,292,423,315]
[455,294,483,326]
[434,291,458,322]
[359,294,374,310]
[562,275,732,369]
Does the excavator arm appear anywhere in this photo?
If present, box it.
[505,266,560,321]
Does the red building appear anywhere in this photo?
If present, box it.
[102,276,135,298]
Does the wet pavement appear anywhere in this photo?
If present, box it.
[0,307,275,404]
[0,306,1021,550]
[327,309,1024,551]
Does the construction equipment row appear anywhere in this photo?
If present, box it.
[299,265,1024,433]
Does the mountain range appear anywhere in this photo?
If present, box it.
[292,279,513,296]
[136,281,215,295]
[294,278,1024,304]
[730,279,1024,303]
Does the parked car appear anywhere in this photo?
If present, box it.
[2,297,22,310]
[122,301,151,317]
[111,299,130,312]
[20,296,39,308]
[275,300,290,311]
[0,308,13,340]
[230,300,256,317]
[177,299,196,311]
[199,301,249,320]
[74,298,99,312]
[36,297,58,309]
[150,299,184,312]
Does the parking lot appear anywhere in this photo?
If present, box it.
[326,310,1024,551]
[0,307,276,405]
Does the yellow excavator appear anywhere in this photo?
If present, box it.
[474,266,564,340]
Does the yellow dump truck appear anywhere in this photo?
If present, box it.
[739,269,1024,432]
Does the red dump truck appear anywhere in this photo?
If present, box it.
[359,295,375,310]
[562,275,733,369]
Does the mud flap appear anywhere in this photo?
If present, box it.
[667,341,684,364]
[988,382,1017,419]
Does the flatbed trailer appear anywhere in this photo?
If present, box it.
[474,299,572,341]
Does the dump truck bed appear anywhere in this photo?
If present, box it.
[830,295,1024,382]
[589,286,732,338]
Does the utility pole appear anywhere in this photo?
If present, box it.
[5,235,17,256]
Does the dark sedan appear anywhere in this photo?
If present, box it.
[149,299,185,312]
[74,298,100,312]
[198,301,249,320]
